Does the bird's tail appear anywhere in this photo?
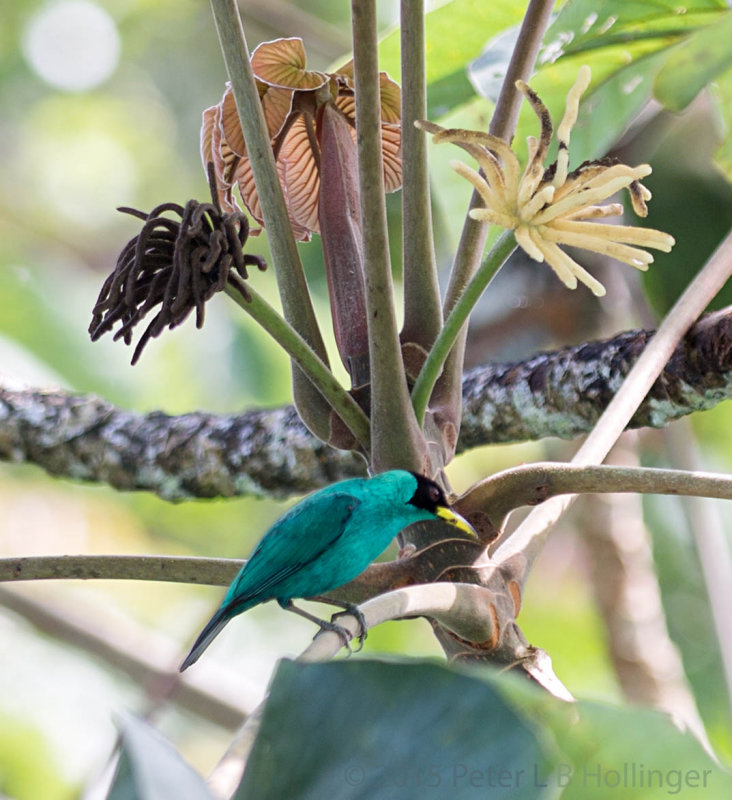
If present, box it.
[179,606,231,671]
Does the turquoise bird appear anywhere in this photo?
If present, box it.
[180,470,474,670]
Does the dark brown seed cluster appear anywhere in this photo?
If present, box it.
[89,168,266,364]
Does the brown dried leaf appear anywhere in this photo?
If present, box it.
[378,72,401,124]
[251,37,328,91]
[202,104,240,214]
[381,123,403,193]
[278,116,321,237]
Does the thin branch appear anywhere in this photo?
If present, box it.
[455,461,732,540]
[299,583,499,662]
[226,279,371,450]
[209,0,333,440]
[0,555,241,585]
[411,230,516,424]
[351,0,427,472]
[495,230,732,571]
[430,0,555,449]
[0,586,250,729]
[400,0,442,350]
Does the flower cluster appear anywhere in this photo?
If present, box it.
[89,168,266,364]
[419,66,674,296]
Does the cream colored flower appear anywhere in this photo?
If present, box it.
[418,66,675,296]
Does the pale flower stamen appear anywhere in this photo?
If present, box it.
[554,65,592,188]
[452,160,512,217]
[418,65,674,295]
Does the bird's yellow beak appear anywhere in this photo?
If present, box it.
[435,506,477,537]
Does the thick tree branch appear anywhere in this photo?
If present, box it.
[1,308,730,500]
[460,306,732,448]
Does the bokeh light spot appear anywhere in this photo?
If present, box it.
[22,0,120,91]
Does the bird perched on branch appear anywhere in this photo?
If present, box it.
[180,470,474,670]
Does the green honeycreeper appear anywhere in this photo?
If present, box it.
[180,470,474,670]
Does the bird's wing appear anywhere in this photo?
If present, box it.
[225,491,361,609]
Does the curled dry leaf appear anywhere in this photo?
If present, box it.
[202,37,403,242]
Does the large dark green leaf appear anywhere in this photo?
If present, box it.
[237,659,732,799]
[234,659,555,800]
[544,698,732,799]
[107,714,213,800]
[378,0,525,118]
[489,668,732,798]
[654,11,732,111]
[457,0,732,173]
[643,490,732,763]
[543,0,727,59]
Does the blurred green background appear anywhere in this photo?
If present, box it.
[1,1,732,797]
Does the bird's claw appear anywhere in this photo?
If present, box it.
[313,618,355,652]
[332,604,368,654]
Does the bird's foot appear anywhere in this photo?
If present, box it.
[313,618,355,652]
[332,604,368,653]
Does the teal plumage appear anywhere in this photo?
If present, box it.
[180,470,473,670]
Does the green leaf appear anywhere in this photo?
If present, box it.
[468,0,732,168]
[643,491,732,762]
[234,659,555,800]
[711,65,732,181]
[489,671,732,799]
[236,659,732,799]
[107,714,213,800]
[378,0,525,118]
[543,0,728,59]
[654,11,732,111]
[545,699,732,799]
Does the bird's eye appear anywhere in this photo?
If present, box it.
[430,486,441,504]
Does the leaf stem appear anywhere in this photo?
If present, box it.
[226,278,371,450]
[429,0,555,446]
[411,230,516,425]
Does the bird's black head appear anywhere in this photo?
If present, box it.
[407,472,448,513]
[405,472,476,536]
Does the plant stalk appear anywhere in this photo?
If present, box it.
[400,0,442,350]
[351,0,427,472]
[429,0,555,452]
[412,230,516,425]
[209,0,333,441]
[226,279,371,450]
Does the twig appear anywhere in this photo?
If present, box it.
[226,279,371,449]
[495,230,732,571]
[456,461,732,539]
[0,555,241,585]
